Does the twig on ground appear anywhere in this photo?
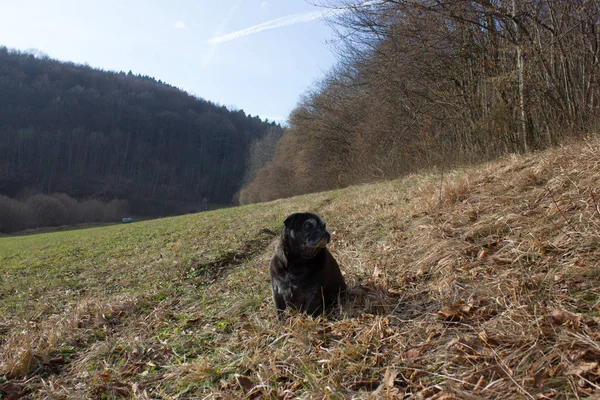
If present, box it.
[547,189,577,234]
[591,192,600,220]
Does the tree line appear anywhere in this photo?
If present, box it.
[0,193,127,234]
[240,0,600,203]
[0,47,283,220]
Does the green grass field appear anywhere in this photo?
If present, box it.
[2,139,600,399]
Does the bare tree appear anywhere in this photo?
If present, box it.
[241,0,600,203]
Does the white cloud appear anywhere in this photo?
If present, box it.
[260,1,268,9]
[174,21,187,30]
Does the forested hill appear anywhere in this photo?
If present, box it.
[0,47,282,215]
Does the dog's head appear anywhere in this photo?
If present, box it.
[281,212,331,259]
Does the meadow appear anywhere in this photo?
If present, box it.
[1,138,600,399]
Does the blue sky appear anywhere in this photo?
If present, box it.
[0,0,341,123]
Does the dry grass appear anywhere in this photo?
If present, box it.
[2,137,600,399]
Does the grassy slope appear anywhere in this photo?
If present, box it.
[1,138,600,399]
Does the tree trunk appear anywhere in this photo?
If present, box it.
[513,0,528,152]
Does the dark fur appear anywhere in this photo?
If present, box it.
[270,212,347,317]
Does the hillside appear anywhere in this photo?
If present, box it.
[1,137,599,399]
[0,47,282,216]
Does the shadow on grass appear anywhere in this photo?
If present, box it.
[300,284,441,322]
[185,228,278,287]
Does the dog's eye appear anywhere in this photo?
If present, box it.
[303,221,313,230]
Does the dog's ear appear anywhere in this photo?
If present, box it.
[284,213,299,230]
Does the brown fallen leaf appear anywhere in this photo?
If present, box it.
[447,388,488,400]
[373,262,382,278]
[47,356,66,365]
[427,389,457,400]
[426,322,444,335]
[107,383,130,398]
[438,300,475,321]
[404,348,421,360]
[533,369,547,389]
[550,309,583,328]
[565,361,599,376]
[0,382,26,400]
[475,306,498,321]
[98,372,112,382]
[382,368,398,388]
[235,374,255,393]
[316,326,332,335]
[349,379,380,391]
[576,386,595,397]
[536,390,558,399]
[247,385,267,400]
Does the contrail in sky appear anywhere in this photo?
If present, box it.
[202,0,243,67]
[207,9,344,45]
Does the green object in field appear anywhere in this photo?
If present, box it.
[122,218,134,224]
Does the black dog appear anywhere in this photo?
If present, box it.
[270,212,346,317]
